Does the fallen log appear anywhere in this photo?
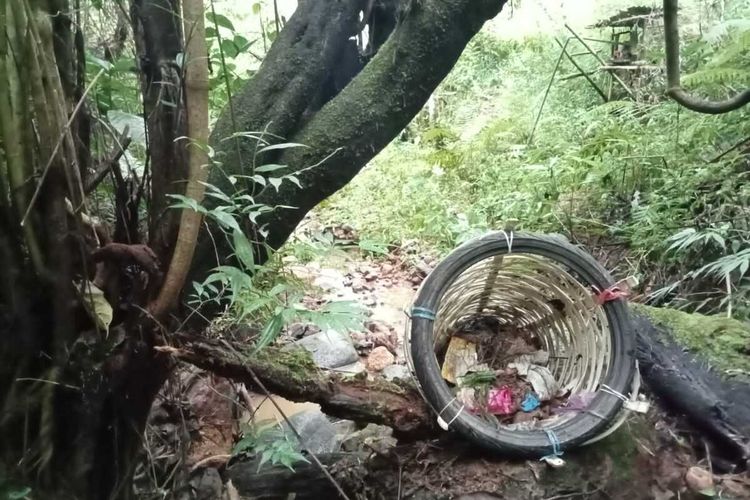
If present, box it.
[160,304,750,467]
[156,337,435,437]
[632,305,750,468]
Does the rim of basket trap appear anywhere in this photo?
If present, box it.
[408,232,634,452]
[429,253,612,398]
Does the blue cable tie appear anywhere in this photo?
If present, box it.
[541,429,563,461]
[411,307,436,321]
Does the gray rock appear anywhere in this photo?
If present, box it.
[331,419,357,441]
[287,330,358,369]
[382,364,411,381]
[341,423,396,454]
[189,468,223,500]
[331,360,366,375]
[284,409,339,455]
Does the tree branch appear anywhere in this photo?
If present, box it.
[664,0,750,114]
[84,129,132,194]
[208,0,367,195]
[130,0,187,261]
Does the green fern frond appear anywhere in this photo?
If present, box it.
[706,28,750,67]
[683,67,750,87]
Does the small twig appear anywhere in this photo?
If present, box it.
[190,453,232,472]
[529,38,568,144]
[273,0,281,35]
[704,439,714,481]
[238,384,256,416]
[15,377,80,391]
[397,463,403,500]
[709,135,750,163]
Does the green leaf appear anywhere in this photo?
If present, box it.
[168,194,207,214]
[256,143,308,154]
[268,177,282,191]
[214,266,254,305]
[255,163,288,173]
[284,175,302,188]
[86,52,112,71]
[232,435,256,455]
[79,282,113,333]
[252,2,261,14]
[233,34,252,50]
[358,239,389,255]
[256,314,285,349]
[220,39,239,58]
[206,12,235,31]
[210,209,241,232]
[233,229,255,270]
[258,449,273,471]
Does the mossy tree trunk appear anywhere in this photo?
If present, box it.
[191,0,510,282]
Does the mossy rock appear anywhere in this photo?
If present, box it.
[631,303,750,372]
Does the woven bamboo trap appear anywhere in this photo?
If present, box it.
[405,232,642,458]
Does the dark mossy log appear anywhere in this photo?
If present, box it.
[632,305,750,468]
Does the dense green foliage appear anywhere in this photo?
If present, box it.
[322,13,750,319]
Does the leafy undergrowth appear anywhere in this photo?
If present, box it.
[321,14,750,320]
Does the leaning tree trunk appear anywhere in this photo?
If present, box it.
[190,0,510,286]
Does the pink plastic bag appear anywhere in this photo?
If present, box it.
[487,386,514,415]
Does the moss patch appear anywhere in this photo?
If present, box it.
[632,303,750,372]
[247,347,321,388]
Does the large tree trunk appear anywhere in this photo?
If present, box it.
[191,0,509,284]
[0,2,174,499]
